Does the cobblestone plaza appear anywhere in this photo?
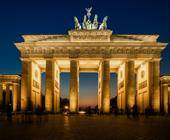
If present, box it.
[0,115,170,140]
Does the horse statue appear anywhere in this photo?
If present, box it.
[74,7,109,30]
[86,20,92,30]
[82,15,87,29]
[74,17,81,30]
[92,14,98,29]
[99,16,108,30]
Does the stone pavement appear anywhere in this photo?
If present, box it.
[0,115,170,140]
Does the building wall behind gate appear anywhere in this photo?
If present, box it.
[117,63,126,111]
[136,62,149,113]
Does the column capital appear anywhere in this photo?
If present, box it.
[99,59,110,66]
[145,58,161,63]
[21,58,32,62]
[45,58,56,61]
[12,83,20,86]
[162,83,169,87]
[69,58,79,62]
[101,58,110,61]
[124,59,135,62]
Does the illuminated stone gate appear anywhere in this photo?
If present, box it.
[15,8,168,113]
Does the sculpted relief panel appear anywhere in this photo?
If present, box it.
[21,46,162,59]
[70,35,109,42]
[69,30,112,42]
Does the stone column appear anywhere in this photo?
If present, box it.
[147,60,160,112]
[21,60,32,111]
[54,90,60,113]
[147,61,153,109]
[98,62,102,111]
[6,84,10,105]
[0,84,3,110]
[69,60,79,113]
[45,60,54,112]
[125,61,135,109]
[152,61,160,112]
[117,64,125,111]
[162,84,169,113]
[101,60,110,113]
[13,84,18,112]
[37,74,42,109]
[17,84,21,111]
[45,60,60,113]
[53,64,60,113]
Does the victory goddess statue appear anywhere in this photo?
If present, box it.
[74,7,108,30]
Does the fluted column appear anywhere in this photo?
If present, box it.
[17,84,21,111]
[125,61,135,109]
[101,60,110,113]
[0,84,3,110]
[53,65,60,113]
[162,84,169,113]
[21,60,32,111]
[152,61,160,112]
[69,60,79,113]
[98,62,102,111]
[45,60,55,112]
[13,84,18,112]
[6,84,10,105]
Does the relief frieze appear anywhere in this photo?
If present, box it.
[21,46,162,59]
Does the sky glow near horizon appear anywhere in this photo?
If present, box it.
[0,0,170,107]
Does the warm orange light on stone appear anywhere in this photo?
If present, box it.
[0,75,21,112]
[101,60,110,113]
[69,60,79,113]
[13,29,167,114]
[13,84,18,112]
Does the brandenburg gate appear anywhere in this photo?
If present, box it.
[14,8,168,113]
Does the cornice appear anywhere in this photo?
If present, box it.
[15,42,167,48]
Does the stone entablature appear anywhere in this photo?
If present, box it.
[0,75,21,85]
[17,46,163,59]
[160,76,170,85]
[15,30,167,59]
